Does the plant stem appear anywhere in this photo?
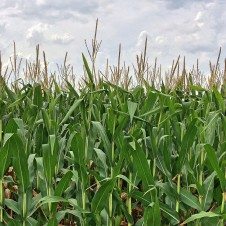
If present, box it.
[0,119,2,145]
[153,158,156,177]
[36,174,39,190]
[221,192,225,214]
[82,188,86,211]
[108,119,116,226]
[82,187,86,226]
[127,173,132,226]
[199,149,204,205]
[109,192,113,226]
[82,136,89,226]
[0,179,3,223]
[47,185,51,213]
[22,192,27,226]
[108,161,114,226]
[176,174,181,212]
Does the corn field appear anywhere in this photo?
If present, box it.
[0,23,226,225]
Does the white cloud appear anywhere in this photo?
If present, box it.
[0,0,16,8]
[51,33,74,44]
[36,0,46,6]
[26,23,50,45]
[0,0,225,76]
[155,36,166,45]
[0,0,101,23]
[0,21,7,33]
[136,30,149,50]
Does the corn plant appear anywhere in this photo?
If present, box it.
[0,33,226,226]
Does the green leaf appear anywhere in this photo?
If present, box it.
[41,109,51,134]
[42,144,55,185]
[116,174,138,189]
[60,98,83,125]
[92,121,111,163]
[181,211,220,225]
[71,133,85,165]
[114,190,134,224]
[6,219,21,226]
[159,202,180,225]
[140,107,162,117]
[190,85,206,91]
[82,53,95,89]
[11,134,30,192]
[131,141,154,191]
[55,171,73,196]
[65,80,79,98]
[56,209,83,224]
[91,178,116,213]
[127,100,138,123]
[203,172,216,210]
[203,112,220,145]
[1,81,16,102]
[0,134,13,179]
[37,196,68,208]
[113,109,149,123]
[180,188,202,211]
[204,144,226,190]
[33,84,43,108]
[46,218,57,226]
[52,171,73,212]
[177,119,197,171]
[144,194,161,226]
[5,118,24,134]
[94,148,108,175]
[71,133,88,188]
[213,87,225,112]
[28,154,36,184]
[4,199,20,215]
[26,217,38,226]
[156,182,177,203]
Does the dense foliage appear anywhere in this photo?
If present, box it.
[0,55,226,226]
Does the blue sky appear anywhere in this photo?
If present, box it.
[0,0,225,76]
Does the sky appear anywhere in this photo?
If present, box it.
[0,0,226,76]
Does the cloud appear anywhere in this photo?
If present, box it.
[136,30,149,50]
[51,33,74,45]
[0,0,16,8]
[35,0,99,13]
[0,21,7,33]
[26,23,50,45]
[0,0,226,76]
[165,0,209,9]
[26,22,75,46]
[155,36,166,45]
[0,0,101,23]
